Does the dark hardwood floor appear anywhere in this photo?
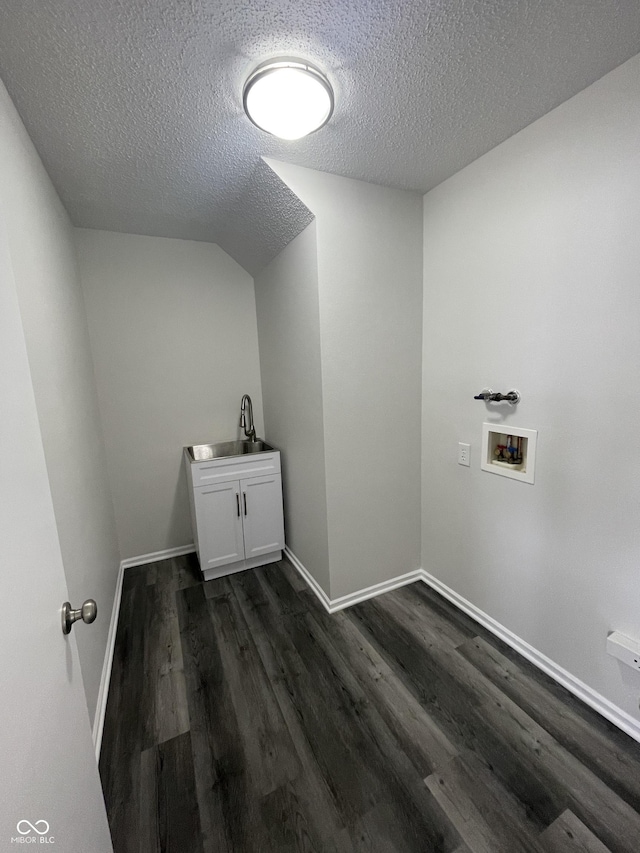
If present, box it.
[99,555,640,852]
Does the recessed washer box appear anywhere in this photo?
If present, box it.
[481,423,537,484]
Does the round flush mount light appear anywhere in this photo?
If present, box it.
[243,58,334,140]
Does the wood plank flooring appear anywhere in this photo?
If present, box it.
[99,556,640,852]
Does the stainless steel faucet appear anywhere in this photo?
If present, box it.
[239,394,256,442]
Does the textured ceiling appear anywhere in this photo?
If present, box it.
[1,0,640,274]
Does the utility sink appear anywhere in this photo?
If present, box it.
[186,439,275,462]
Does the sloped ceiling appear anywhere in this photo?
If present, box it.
[1,1,640,274]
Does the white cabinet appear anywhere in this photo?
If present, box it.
[184,448,284,580]
[193,480,245,571]
[242,473,287,559]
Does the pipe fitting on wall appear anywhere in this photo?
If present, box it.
[474,388,520,405]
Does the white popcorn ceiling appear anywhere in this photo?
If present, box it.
[1,0,640,274]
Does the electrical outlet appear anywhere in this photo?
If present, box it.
[458,442,470,467]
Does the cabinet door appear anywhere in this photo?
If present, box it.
[241,474,285,560]
[194,480,245,570]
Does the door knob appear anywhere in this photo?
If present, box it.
[61,599,97,635]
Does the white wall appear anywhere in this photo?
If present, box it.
[422,53,640,724]
[254,222,331,594]
[76,229,264,560]
[265,161,424,599]
[0,80,120,723]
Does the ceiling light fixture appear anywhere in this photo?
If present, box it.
[243,58,334,141]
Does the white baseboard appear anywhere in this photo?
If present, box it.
[95,544,640,752]
[420,569,640,745]
[284,547,640,744]
[283,546,422,614]
[284,547,333,612]
[330,569,424,612]
[92,560,125,760]
[92,544,197,759]
[120,543,196,570]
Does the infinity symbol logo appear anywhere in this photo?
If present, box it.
[17,820,50,835]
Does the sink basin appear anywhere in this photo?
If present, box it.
[186,440,275,462]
